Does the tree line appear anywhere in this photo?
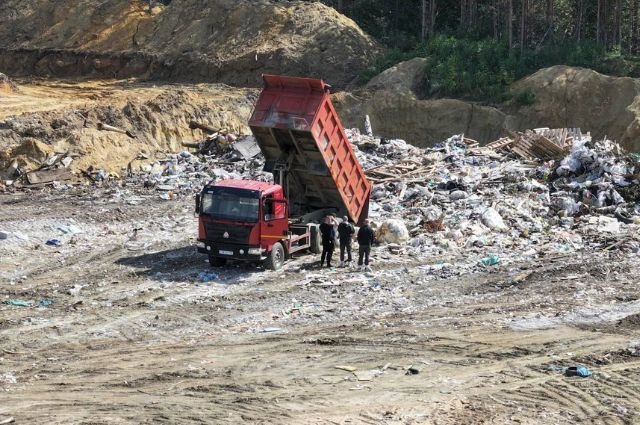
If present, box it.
[322,0,639,54]
[320,0,640,100]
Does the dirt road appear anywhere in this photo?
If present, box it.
[1,186,639,424]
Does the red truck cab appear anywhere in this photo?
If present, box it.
[197,179,292,268]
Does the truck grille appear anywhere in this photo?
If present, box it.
[205,223,252,244]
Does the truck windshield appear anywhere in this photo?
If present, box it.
[201,188,259,222]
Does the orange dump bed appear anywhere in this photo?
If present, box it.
[249,74,371,223]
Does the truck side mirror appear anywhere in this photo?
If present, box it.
[195,194,201,214]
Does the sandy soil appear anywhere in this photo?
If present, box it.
[2,184,640,425]
[0,78,255,175]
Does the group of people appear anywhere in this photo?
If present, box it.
[319,213,375,271]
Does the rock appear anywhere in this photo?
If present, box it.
[376,219,409,244]
[450,190,468,201]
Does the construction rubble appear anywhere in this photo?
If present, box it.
[2,126,640,277]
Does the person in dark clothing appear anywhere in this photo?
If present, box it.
[357,218,375,271]
[319,214,337,267]
[337,215,355,266]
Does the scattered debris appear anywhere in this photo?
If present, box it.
[405,366,420,375]
[198,271,219,282]
[2,299,33,307]
[335,365,358,372]
[97,122,136,139]
[26,168,74,185]
[0,72,17,93]
[565,365,592,377]
[3,125,640,279]
[485,128,576,160]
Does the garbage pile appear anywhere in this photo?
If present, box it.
[345,128,640,274]
[0,131,267,194]
[125,134,270,198]
[122,124,640,272]
[3,120,640,275]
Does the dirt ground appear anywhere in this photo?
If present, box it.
[3,1,640,422]
[2,182,640,425]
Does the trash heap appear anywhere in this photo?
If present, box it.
[125,135,270,197]
[3,121,640,276]
[345,128,640,273]
[128,125,640,272]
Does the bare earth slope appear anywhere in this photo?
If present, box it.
[0,0,379,89]
[0,79,256,174]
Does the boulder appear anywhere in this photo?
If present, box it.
[375,219,410,244]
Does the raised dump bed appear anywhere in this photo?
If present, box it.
[249,74,370,224]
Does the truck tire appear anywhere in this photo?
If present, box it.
[208,255,227,267]
[265,242,285,271]
[309,224,321,254]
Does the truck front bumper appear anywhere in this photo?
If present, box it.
[197,241,264,261]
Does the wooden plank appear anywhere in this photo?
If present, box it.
[26,169,74,184]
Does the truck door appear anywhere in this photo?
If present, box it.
[262,195,288,248]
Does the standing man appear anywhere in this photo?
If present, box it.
[357,218,375,272]
[337,215,355,266]
[319,214,337,268]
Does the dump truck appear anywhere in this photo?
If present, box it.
[195,74,371,270]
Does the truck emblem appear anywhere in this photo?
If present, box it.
[223,232,229,238]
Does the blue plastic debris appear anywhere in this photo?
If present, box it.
[198,271,219,282]
[46,239,61,246]
[2,299,33,307]
[565,366,592,377]
[38,299,53,307]
[480,256,500,266]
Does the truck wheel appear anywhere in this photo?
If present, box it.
[309,224,321,254]
[265,242,285,271]
[209,255,227,267]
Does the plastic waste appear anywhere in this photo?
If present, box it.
[565,366,592,377]
[480,256,500,266]
[449,190,468,201]
[481,207,508,231]
[364,115,373,137]
[57,224,82,234]
[376,219,409,243]
[46,239,61,246]
[2,299,32,307]
[198,271,219,282]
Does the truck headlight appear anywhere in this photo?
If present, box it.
[248,247,262,255]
